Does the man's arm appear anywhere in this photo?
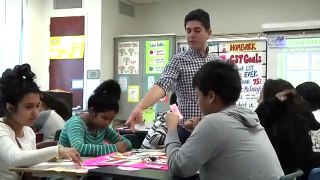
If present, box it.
[135,85,166,111]
[127,56,181,127]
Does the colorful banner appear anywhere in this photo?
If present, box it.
[219,41,267,110]
[145,40,170,74]
[118,42,139,74]
[128,85,140,102]
[49,35,85,59]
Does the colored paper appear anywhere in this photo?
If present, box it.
[170,104,183,120]
[145,40,170,74]
[49,35,85,59]
[128,85,139,102]
[118,42,139,74]
[83,151,168,171]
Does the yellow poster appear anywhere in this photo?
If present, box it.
[49,35,85,59]
[128,85,139,102]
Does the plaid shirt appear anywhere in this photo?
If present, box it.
[155,48,220,124]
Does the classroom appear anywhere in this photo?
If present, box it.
[0,0,320,179]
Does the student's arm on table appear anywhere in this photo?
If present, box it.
[0,129,58,167]
[105,127,132,151]
[67,122,118,156]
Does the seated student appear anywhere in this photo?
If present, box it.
[0,64,81,180]
[141,93,177,149]
[296,81,320,123]
[165,61,284,179]
[255,79,320,180]
[59,80,132,157]
[33,92,70,141]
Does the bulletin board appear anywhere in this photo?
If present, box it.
[114,35,176,121]
[177,36,267,110]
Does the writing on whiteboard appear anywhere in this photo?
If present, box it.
[230,53,262,64]
[230,42,256,51]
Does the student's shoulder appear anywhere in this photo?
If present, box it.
[171,50,190,61]
[201,112,231,127]
[65,114,84,126]
[24,126,36,138]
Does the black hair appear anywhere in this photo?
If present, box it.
[41,92,71,120]
[0,64,40,116]
[262,79,294,101]
[184,9,211,30]
[193,61,241,105]
[296,81,320,111]
[262,79,311,133]
[170,92,177,105]
[87,79,121,114]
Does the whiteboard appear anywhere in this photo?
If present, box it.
[267,35,320,87]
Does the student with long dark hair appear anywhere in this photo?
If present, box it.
[59,80,132,157]
[256,79,320,179]
[0,64,81,180]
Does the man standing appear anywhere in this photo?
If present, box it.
[127,9,220,143]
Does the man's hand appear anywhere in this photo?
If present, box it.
[126,107,143,131]
[275,89,296,102]
[165,112,180,130]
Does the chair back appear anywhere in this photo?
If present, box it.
[123,134,140,149]
[308,168,320,180]
[36,141,58,149]
[280,169,303,180]
[54,129,62,141]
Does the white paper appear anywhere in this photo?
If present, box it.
[118,42,139,74]
[71,79,83,89]
[117,166,141,171]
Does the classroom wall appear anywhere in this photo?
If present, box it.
[0,0,23,75]
[100,0,137,83]
[23,0,137,108]
[133,0,320,35]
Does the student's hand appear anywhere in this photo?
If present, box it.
[275,89,296,102]
[165,112,180,130]
[126,107,143,131]
[184,117,201,131]
[58,146,82,165]
[116,141,128,153]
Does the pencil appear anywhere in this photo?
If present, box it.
[118,129,121,142]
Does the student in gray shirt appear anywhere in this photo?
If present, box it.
[165,61,284,180]
[34,93,70,141]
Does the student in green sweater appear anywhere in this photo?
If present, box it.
[59,80,132,157]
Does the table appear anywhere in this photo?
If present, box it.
[10,158,94,180]
[87,166,199,180]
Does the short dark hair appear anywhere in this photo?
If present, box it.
[184,9,211,30]
[87,79,121,114]
[263,79,294,101]
[41,92,71,120]
[0,64,41,116]
[296,81,320,111]
[193,61,241,105]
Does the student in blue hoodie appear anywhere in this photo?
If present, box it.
[165,61,284,179]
